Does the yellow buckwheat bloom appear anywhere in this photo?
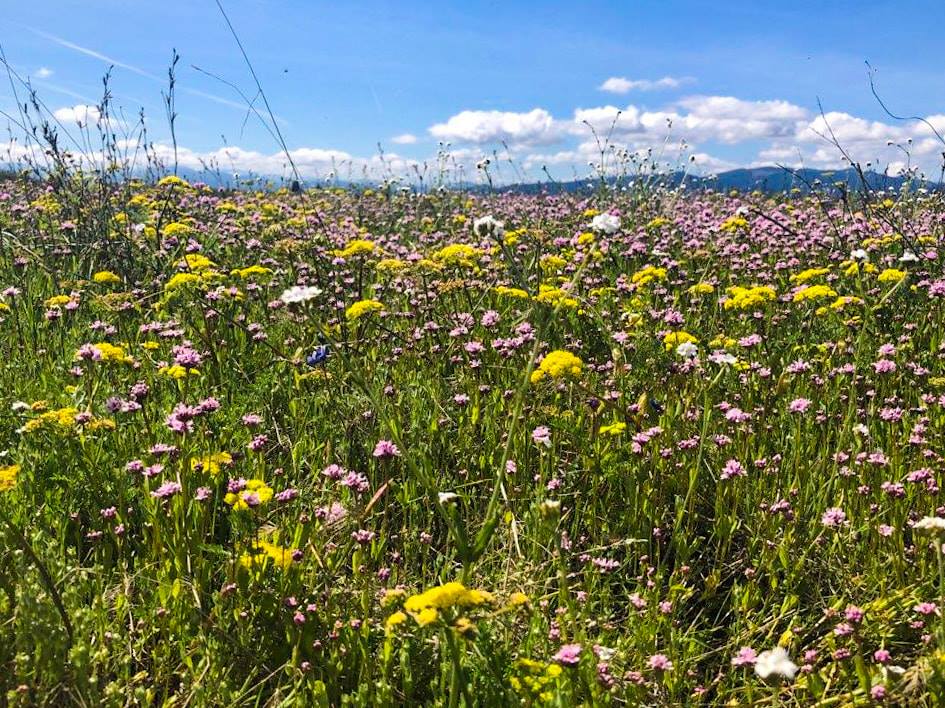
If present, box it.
[345,299,384,321]
[224,479,274,511]
[662,331,698,351]
[0,464,20,492]
[92,270,121,285]
[877,268,906,283]
[723,285,777,310]
[793,284,838,303]
[531,350,583,384]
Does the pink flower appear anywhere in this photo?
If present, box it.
[788,398,811,413]
[648,653,673,672]
[553,643,582,666]
[373,440,400,459]
[732,647,758,667]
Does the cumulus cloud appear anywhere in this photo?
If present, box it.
[599,76,692,93]
[391,133,418,145]
[429,108,562,145]
[36,67,54,79]
[53,104,101,126]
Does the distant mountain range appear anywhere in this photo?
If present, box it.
[4,164,937,194]
[493,166,940,195]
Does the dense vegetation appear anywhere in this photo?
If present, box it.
[1,174,945,705]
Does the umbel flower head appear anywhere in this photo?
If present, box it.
[531,350,583,384]
[754,647,798,681]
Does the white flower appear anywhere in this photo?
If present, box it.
[437,492,459,505]
[853,423,870,437]
[473,216,505,238]
[591,213,620,234]
[899,250,919,263]
[914,516,945,535]
[754,647,798,681]
[279,285,323,305]
[851,249,869,261]
[675,341,699,360]
[710,351,737,366]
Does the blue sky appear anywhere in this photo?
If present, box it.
[2,1,944,182]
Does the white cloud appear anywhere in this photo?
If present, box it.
[36,67,54,79]
[429,108,562,145]
[599,76,691,94]
[53,104,101,126]
[391,133,418,145]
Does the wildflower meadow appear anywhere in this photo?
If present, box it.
[0,170,944,706]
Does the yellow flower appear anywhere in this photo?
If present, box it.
[631,265,667,287]
[224,478,274,511]
[663,331,698,351]
[181,253,215,271]
[688,282,715,295]
[495,285,530,299]
[44,294,74,308]
[76,342,132,364]
[0,464,20,492]
[230,265,272,279]
[599,422,626,436]
[793,284,838,303]
[157,175,190,188]
[376,258,407,272]
[164,272,201,291]
[404,582,494,613]
[92,270,121,285]
[723,285,777,310]
[535,285,578,309]
[162,222,193,239]
[540,254,568,272]
[385,611,408,630]
[413,608,439,627]
[345,299,384,321]
[720,215,749,233]
[432,243,480,267]
[334,239,376,258]
[158,365,199,380]
[530,350,583,384]
[790,267,830,284]
[191,452,232,476]
[878,268,906,283]
[238,540,296,571]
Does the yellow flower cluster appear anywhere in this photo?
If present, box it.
[224,479,274,511]
[723,285,777,310]
[495,285,530,299]
[22,407,78,434]
[385,581,495,629]
[334,239,376,258]
[631,265,667,287]
[345,299,384,321]
[790,267,830,284]
[238,540,297,571]
[688,282,715,295]
[531,350,583,384]
[0,464,20,493]
[719,215,749,233]
[432,243,480,267]
[191,452,232,476]
[662,331,698,351]
[793,284,838,303]
[878,268,906,283]
[376,258,407,272]
[230,265,272,279]
[77,342,132,364]
[509,659,563,702]
[159,365,200,380]
[599,422,626,436]
[92,270,121,285]
[535,285,578,309]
